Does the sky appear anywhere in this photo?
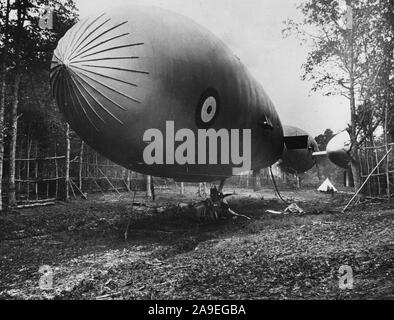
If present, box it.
[73,0,350,137]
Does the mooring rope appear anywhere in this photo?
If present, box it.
[269,166,290,205]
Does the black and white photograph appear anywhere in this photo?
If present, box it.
[0,0,393,305]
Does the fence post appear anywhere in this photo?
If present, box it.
[126,170,131,191]
[65,124,70,201]
[146,175,152,198]
[79,141,84,191]
[180,182,184,195]
[385,101,391,202]
[343,148,392,212]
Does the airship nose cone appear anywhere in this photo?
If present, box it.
[50,11,148,133]
[326,131,352,169]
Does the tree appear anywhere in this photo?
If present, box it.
[7,0,27,207]
[284,0,394,193]
[381,0,394,141]
[0,0,11,211]
[315,128,334,150]
[1,0,78,208]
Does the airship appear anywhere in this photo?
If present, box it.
[313,130,352,169]
[278,126,319,174]
[50,5,320,183]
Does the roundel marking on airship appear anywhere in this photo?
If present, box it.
[201,96,217,123]
[195,88,220,128]
[50,12,149,132]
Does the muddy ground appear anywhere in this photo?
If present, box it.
[0,186,393,300]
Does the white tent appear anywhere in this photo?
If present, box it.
[318,178,338,193]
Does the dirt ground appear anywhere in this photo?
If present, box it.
[0,186,393,300]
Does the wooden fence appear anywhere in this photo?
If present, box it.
[359,143,394,199]
[9,138,147,207]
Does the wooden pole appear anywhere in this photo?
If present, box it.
[0,0,11,211]
[46,150,49,200]
[8,73,21,207]
[55,144,59,199]
[92,173,104,194]
[146,175,152,198]
[7,1,24,208]
[86,158,104,194]
[35,142,38,201]
[253,170,260,191]
[372,139,382,195]
[79,141,84,191]
[70,178,87,199]
[122,168,131,192]
[385,98,391,202]
[343,148,392,212]
[365,143,372,195]
[126,170,131,192]
[16,140,21,197]
[26,133,32,201]
[97,167,121,196]
[346,1,362,195]
[180,182,184,195]
[65,124,70,201]
[94,152,98,177]
[69,180,76,199]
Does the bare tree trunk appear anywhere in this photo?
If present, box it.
[65,124,70,201]
[55,144,59,199]
[94,153,98,177]
[8,73,21,207]
[349,79,362,194]
[385,94,391,202]
[35,142,38,200]
[8,0,26,208]
[26,130,32,200]
[347,1,362,195]
[383,32,393,201]
[79,141,84,190]
[0,0,10,211]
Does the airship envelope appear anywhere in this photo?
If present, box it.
[51,5,285,182]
